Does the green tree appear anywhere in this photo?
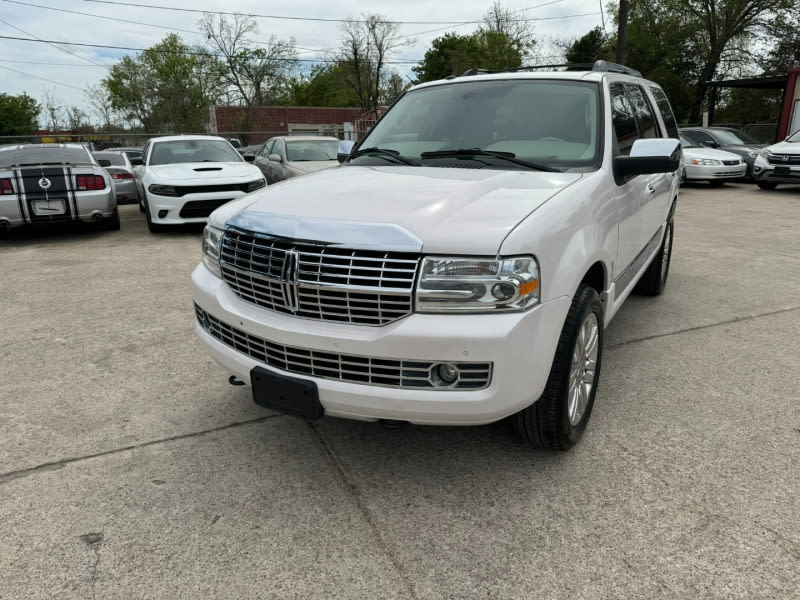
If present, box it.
[412,30,524,83]
[103,34,222,132]
[565,27,614,65]
[0,93,39,136]
[286,63,361,107]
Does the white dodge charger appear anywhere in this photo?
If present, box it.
[133,135,265,233]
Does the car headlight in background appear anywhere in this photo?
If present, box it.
[690,158,721,166]
[416,256,540,312]
[202,225,224,278]
[245,178,266,192]
[148,184,179,196]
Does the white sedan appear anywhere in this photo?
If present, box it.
[680,134,746,186]
[133,135,265,233]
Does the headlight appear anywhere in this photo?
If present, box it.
[690,158,721,166]
[148,184,179,196]
[746,150,758,158]
[416,256,540,312]
[245,178,266,192]
[202,225,224,278]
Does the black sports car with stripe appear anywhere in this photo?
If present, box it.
[0,144,119,232]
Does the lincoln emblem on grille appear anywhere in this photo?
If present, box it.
[280,249,300,312]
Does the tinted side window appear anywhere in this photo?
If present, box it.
[686,130,713,144]
[649,87,680,139]
[272,140,285,161]
[626,85,659,138]
[610,83,638,156]
[261,140,274,157]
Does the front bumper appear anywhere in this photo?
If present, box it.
[684,163,747,181]
[752,160,800,184]
[191,264,570,426]
[147,190,249,225]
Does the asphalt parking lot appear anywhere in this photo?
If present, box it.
[1,182,799,599]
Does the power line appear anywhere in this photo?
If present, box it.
[0,63,85,90]
[0,58,110,67]
[0,34,424,63]
[0,17,106,67]
[79,0,593,26]
[79,0,485,25]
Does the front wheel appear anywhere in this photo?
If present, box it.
[757,181,778,190]
[144,196,166,233]
[512,284,604,450]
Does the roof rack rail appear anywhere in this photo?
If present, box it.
[591,60,642,77]
[457,61,641,77]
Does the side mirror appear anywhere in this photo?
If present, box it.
[268,153,283,163]
[130,157,143,166]
[98,159,111,167]
[614,138,681,184]
[243,154,256,162]
[337,140,355,163]
[700,140,718,148]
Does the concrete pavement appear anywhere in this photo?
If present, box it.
[1,182,798,599]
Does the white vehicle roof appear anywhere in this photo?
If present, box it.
[149,135,232,143]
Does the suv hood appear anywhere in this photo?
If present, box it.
[764,140,800,155]
[147,162,260,182]
[222,166,581,254]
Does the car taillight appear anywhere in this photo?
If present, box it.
[111,173,134,180]
[0,178,14,194]
[75,175,107,190]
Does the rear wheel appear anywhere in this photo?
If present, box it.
[101,206,120,231]
[635,217,673,296]
[512,284,604,450]
[144,196,166,233]
[757,181,778,190]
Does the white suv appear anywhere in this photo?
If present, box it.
[191,61,681,450]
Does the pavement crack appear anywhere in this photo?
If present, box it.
[607,305,800,349]
[308,423,419,600]
[0,414,282,485]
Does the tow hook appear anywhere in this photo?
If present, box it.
[228,375,246,386]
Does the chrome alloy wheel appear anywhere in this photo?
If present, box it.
[661,222,672,282]
[567,312,599,426]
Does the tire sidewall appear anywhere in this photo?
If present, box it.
[556,289,604,447]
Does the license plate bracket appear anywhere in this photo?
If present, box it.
[775,166,790,176]
[250,366,323,421]
[32,199,66,215]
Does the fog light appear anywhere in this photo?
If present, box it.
[491,282,516,300]
[432,363,459,386]
[158,210,168,218]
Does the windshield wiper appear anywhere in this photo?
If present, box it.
[420,148,559,172]
[347,147,420,166]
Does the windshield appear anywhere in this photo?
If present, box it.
[786,130,800,142]
[149,139,242,166]
[679,134,700,149]
[94,152,126,166]
[712,129,759,145]
[355,79,601,171]
[0,146,93,167]
[286,140,339,162]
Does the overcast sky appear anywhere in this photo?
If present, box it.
[0,0,607,123]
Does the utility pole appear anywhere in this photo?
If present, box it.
[616,0,629,65]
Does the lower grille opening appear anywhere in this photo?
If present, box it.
[180,199,234,218]
[195,303,492,390]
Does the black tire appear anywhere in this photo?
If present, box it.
[757,181,778,190]
[144,196,166,233]
[101,206,121,231]
[634,218,673,296]
[512,284,604,450]
[708,180,725,187]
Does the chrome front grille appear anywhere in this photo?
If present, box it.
[766,153,800,165]
[195,304,492,390]
[721,159,740,166]
[220,227,419,326]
